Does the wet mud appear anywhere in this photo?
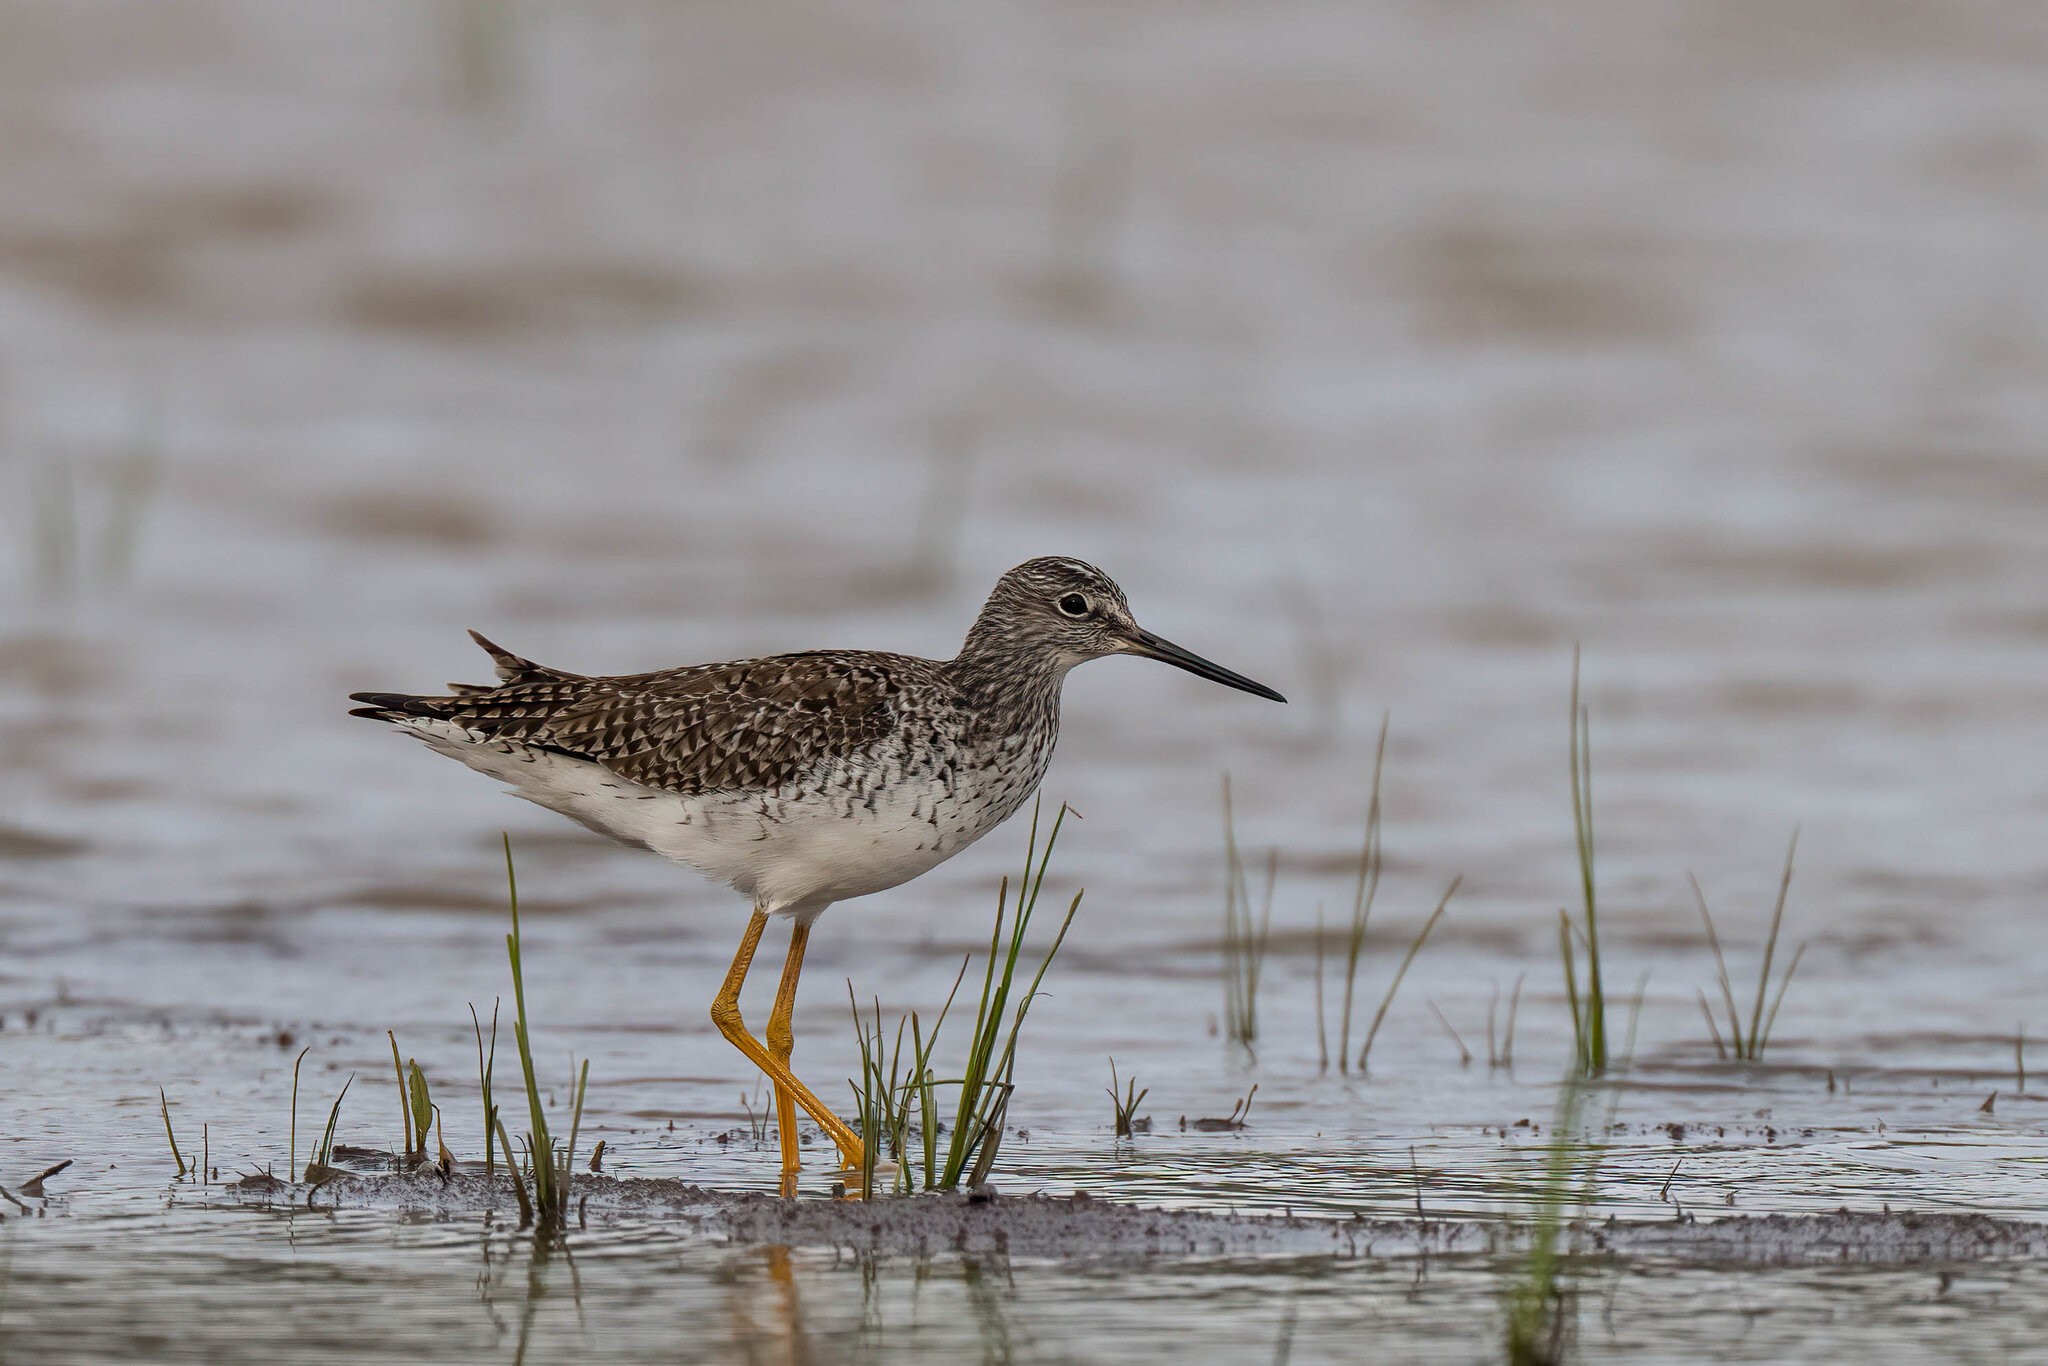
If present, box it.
[205,1166,2048,1269]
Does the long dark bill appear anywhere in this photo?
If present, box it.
[1129,628,1288,703]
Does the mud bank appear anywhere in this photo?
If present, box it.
[211,1168,2048,1267]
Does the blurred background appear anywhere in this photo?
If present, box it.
[3,0,2047,1107]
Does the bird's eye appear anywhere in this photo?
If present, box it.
[1057,593,1089,617]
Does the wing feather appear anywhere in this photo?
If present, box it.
[400,650,923,796]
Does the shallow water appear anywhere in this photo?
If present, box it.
[5,0,2048,1360]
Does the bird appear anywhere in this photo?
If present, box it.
[348,556,1284,1195]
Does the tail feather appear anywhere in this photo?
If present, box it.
[352,630,583,724]
[446,629,580,695]
[347,691,453,721]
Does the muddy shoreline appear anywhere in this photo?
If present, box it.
[201,1168,2048,1268]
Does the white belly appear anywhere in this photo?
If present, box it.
[405,719,1038,919]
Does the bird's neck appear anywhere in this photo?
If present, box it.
[946,626,1072,734]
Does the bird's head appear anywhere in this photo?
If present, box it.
[966,557,1286,702]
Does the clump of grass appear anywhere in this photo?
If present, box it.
[845,800,1082,1196]
[498,834,590,1230]
[1312,717,1456,1074]
[849,965,965,1196]
[1691,831,1807,1062]
[386,1032,437,1165]
[1354,878,1459,1073]
[940,800,1081,1190]
[1561,648,1610,1076]
[306,1074,353,1181]
[470,1000,500,1176]
[1106,1058,1149,1138]
[1219,776,1274,1048]
[1335,715,1390,1072]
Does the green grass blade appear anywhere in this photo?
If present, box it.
[1755,941,1808,1059]
[494,1116,534,1228]
[471,1000,499,1176]
[1568,647,1607,1073]
[407,1061,433,1158]
[388,1031,413,1158]
[1696,988,1728,1060]
[1356,876,1457,1072]
[288,1045,310,1184]
[158,1087,188,1179]
[313,1074,353,1175]
[502,834,556,1213]
[561,1058,589,1202]
[1747,829,1799,1057]
[1558,910,1583,1071]
[1340,713,1389,1071]
[1689,873,1746,1056]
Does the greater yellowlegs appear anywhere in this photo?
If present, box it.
[348,557,1284,1194]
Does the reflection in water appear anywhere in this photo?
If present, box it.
[728,1245,812,1366]
[6,1199,2048,1361]
[959,1256,1017,1366]
[472,1224,586,1365]
[514,1236,585,1366]
[725,1244,1026,1366]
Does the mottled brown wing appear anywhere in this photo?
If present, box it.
[437,651,909,796]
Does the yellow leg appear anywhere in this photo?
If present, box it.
[766,922,810,1197]
[711,910,863,1190]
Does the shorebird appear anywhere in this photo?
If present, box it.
[348,557,1283,1195]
